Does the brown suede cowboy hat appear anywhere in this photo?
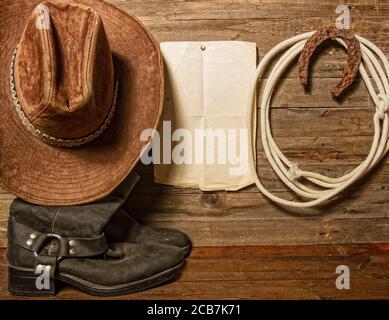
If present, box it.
[0,0,163,205]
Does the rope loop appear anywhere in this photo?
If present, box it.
[247,31,389,208]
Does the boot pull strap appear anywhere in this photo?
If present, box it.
[8,218,108,259]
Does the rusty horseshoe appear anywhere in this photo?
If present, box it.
[298,26,361,97]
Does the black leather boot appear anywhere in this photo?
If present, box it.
[7,176,186,297]
[104,172,192,255]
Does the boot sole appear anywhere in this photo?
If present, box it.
[8,262,184,297]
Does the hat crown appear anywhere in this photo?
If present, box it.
[13,1,115,142]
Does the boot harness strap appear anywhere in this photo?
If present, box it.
[8,219,108,277]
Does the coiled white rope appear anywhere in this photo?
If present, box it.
[247,31,389,208]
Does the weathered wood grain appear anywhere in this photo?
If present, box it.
[117,3,389,51]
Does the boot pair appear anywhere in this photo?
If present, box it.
[7,172,191,296]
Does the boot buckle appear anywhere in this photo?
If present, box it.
[32,233,64,262]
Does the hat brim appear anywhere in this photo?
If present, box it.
[0,0,164,205]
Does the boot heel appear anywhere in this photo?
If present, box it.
[8,267,56,296]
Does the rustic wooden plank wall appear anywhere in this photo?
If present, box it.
[1,0,389,247]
